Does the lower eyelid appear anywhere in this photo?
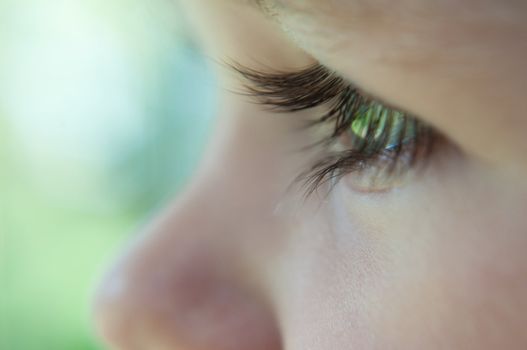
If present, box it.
[304,119,440,195]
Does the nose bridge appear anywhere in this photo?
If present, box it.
[93,115,288,349]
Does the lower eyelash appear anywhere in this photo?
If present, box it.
[231,62,438,194]
[301,127,436,196]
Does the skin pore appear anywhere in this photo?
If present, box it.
[93,1,527,349]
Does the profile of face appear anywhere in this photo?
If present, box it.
[93,1,527,349]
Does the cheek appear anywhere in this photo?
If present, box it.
[267,188,393,349]
[325,161,527,348]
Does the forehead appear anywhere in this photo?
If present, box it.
[256,0,526,59]
[258,0,526,27]
[268,0,521,12]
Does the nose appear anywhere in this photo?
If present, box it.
[92,190,283,350]
[92,108,296,349]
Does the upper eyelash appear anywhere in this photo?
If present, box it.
[233,63,374,141]
[232,64,347,111]
[232,62,436,195]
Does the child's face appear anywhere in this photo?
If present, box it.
[94,1,527,349]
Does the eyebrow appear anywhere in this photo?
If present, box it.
[238,0,263,9]
[244,0,282,16]
[248,0,267,9]
[245,0,336,24]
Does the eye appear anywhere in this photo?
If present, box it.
[329,97,435,193]
[233,63,440,194]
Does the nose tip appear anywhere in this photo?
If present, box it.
[91,245,220,349]
[92,239,283,350]
[92,272,137,349]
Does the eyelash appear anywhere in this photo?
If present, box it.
[232,63,439,194]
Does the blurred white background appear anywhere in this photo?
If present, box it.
[0,1,216,348]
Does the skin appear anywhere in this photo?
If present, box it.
[93,1,527,349]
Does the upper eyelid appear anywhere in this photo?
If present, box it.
[230,62,413,117]
[230,61,427,143]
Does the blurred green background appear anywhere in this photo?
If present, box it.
[0,1,216,349]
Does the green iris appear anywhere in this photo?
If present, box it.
[350,102,415,152]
